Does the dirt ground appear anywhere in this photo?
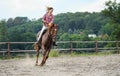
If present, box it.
[0,54,120,76]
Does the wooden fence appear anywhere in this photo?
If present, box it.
[0,41,120,57]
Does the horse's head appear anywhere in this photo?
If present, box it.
[48,23,58,39]
[51,24,58,36]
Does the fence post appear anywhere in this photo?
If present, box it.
[116,41,119,54]
[70,41,73,53]
[95,40,98,54]
[7,42,11,58]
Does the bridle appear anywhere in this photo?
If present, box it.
[48,24,58,41]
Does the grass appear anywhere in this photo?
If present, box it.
[0,53,35,60]
[56,50,118,57]
[49,50,59,57]
[48,50,118,58]
[69,51,115,57]
[0,50,119,60]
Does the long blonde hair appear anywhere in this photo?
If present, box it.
[46,7,53,12]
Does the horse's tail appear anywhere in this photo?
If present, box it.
[33,43,41,51]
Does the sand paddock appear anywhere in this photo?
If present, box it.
[0,54,120,76]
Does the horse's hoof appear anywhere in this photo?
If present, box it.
[35,63,38,66]
[40,64,44,66]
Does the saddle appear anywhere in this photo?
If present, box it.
[37,29,47,42]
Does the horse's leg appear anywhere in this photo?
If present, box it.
[44,49,51,64]
[35,46,40,66]
[40,45,46,66]
[40,54,46,66]
[43,41,52,65]
[35,50,39,66]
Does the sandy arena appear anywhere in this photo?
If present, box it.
[0,54,120,76]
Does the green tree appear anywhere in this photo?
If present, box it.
[13,17,29,26]
[102,0,120,40]
[99,23,114,36]
[0,20,8,42]
[22,32,36,42]
[7,18,14,27]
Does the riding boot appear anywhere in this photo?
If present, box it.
[53,41,57,46]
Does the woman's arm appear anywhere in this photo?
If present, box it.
[50,15,54,23]
[42,14,47,23]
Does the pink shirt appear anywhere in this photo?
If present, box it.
[42,13,54,26]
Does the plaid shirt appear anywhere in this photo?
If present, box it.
[42,13,54,26]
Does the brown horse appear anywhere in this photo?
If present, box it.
[34,23,58,66]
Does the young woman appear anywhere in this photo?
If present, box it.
[37,7,57,46]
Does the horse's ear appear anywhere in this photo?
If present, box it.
[54,24,58,28]
[48,23,53,28]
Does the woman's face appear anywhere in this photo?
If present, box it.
[49,9,53,14]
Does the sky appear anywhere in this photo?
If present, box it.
[0,0,120,20]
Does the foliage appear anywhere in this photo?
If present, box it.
[55,12,108,35]
[0,20,8,42]
[99,23,114,36]
[0,11,117,50]
[102,0,120,40]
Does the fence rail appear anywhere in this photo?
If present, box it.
[0,41,120,57]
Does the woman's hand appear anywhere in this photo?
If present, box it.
[42,19,47,23]
[48,22,53,27]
